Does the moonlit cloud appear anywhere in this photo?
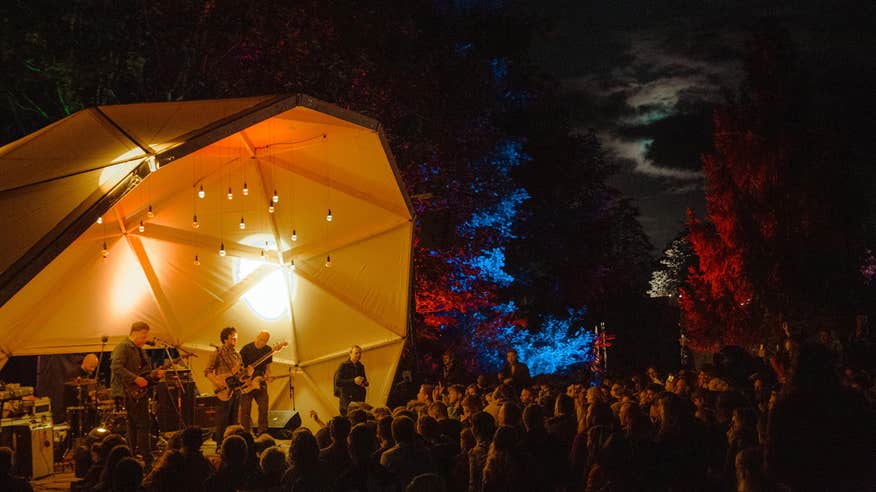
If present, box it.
[600,134,702,180]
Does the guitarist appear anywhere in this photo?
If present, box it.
[204,326,247,442]
[110,321,165,464]
[238,331,273,435]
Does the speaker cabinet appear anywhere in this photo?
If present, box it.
[194,395,219,429]
[265,410,301,439]
[0,423,54,478]
[155,381,196,432]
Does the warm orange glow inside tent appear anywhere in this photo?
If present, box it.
[0,95,413,422]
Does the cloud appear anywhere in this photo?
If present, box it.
[600,134,702,180]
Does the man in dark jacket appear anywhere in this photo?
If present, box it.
[498,349,531,392]
[333,345,367,416]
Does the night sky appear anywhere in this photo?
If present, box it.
[521,0,876,250]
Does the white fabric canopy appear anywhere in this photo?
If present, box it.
[0,95,413,422]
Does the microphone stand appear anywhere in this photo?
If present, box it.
[288,366,295,410]
[96,336,108,387]
[158,340,186,432]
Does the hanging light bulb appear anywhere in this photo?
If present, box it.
[101,242,109,258]
[268,201,275,213]
[219,242,226,257]
[239,217,246,230]
[139,220,145,233]
[326,208,333,222]
[147,204,154,218]
[291,229,298,242]
[194,254,201,266]
[272,189,279,203]
[198,185,205,199]
[243,182,249,196]
[227,187,233,200]
[325,254,332,268]
[290,259,296,271]
[260,248,265,260]
[192,214,200,229]
[97,216,103,225]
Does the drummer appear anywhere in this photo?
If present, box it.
[70,353,100,381]
[64,353,100,407]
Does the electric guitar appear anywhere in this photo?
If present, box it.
[212,341,288,401]
[126,354,194,399]
[240,373,292,395]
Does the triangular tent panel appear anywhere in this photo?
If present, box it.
[0,95,412,425]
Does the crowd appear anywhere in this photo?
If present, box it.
[2,331,875,492]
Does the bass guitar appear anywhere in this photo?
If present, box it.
[212,341,288,401]
[240,373,291,395]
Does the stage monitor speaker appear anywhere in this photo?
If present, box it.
[194,395,219,429]
[155,381,196,432]
[0,423,54,478]
[265,410,300,439]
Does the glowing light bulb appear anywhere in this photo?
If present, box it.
[272,190,279,203]
[198,185,205,198]
[325,255,332,268]
[290,260,296,271]
[260,249,265,260]
[326,208,333,222]
[227,187,233,200]
[101,242,109,258]
[239,217,246,230]
[291,229,298,242]
[268,202,275,214]
[192,214,199,229]
[139,220,145,233]
[219,242,226,257]
[194,254,200,266]
[243,182,249,196]
[146,204,154,218]
[97,216,103,225]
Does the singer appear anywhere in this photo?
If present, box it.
[332,345,367,416]
[110,321,164,465]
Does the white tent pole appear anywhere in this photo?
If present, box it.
[254,157,301,366]
[266,154,408,218]
[281,218,410,265]
[187,264,278,335]
[296,337,403,368]
[124,223,268,261]
[124,235,183,338]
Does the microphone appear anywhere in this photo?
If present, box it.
[101,336,108,343]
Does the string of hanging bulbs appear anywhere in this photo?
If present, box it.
[99,165,335,269]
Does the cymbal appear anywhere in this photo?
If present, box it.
[65,378,97,386]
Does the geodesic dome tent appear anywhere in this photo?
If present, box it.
[0,94,413,421]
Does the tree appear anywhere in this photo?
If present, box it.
[648,233,694,299]
[680,25,871,350]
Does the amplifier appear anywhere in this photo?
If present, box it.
[0,423,54,478]
[194,395,219,428]
[155,382,196,432]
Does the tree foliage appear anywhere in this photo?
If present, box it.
[680,27,872,350]
[0,0,654,374]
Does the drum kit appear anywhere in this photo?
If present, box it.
[63,366,194,443]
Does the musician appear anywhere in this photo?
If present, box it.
[63,353,100,409]
[238,331,272,435]
[110,321,163,464]
[333,345,367,416]
[71,353,99,380]
[205,326,247,442]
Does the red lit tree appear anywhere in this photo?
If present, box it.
[681,27,871,350]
